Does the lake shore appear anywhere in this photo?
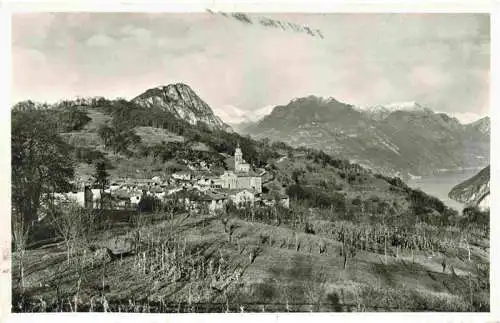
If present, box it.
[406,168,480,212]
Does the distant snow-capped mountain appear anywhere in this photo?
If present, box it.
[357,101,433,120]
[214,104,274,125]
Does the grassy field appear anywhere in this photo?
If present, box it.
[11,207,489,313]
[133,127,185,145]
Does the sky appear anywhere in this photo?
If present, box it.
[12,12,490,124]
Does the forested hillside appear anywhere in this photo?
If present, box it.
[11,94,490,312]
[12,96,468,223]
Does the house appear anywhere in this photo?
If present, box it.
[260,193,290,208]
[280,195,290,208]
[167,187,183,196]
[130,194,142,206]
[53,186,93,209]
[202,190,228,213]
[114,189,133,208]
[154,191,166,199]
[90,189,102,208]
[229,189,255,206]
[197,177,212,187]
[210,178,224,189]
[236,171,262,193]
[193,184,210,193]
[172,172,192,181]
[120,183,134,191]
[221,171,238,189]
[149,187,164,194]
[200,161,208,170]
[53,192,83,205]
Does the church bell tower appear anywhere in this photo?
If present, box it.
[235,142,243,170]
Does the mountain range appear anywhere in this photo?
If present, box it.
[239,96,489,177]
[37,83,488,181]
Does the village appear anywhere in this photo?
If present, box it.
[54,144,290,215]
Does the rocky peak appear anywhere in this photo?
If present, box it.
[449,165,490,209]
[256,95,361,130]
[132,83,232,131]
[289,95,342,105]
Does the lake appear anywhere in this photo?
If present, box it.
[406,169,480,212]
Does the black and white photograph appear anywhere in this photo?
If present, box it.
[3,1,496,318]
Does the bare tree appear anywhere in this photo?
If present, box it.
[319,240,327,255]
[49,201,91,263]
[342,236,357,270]
[11,207,32,289]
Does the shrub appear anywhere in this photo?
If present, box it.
[304,222,315,235]
[73,147,105,164]
[462,206,489,226]
[56,109,91,132]
[352,197,362,206]
[137,195,162,213]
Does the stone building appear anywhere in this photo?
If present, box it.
[229,189,255,206]
[217,144,262,193]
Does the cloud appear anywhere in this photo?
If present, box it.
[11,47,81,103]
[12,13,56,47]
[11,13,490,118]
[86,33,115,47]
[411,65,451,87]
[120,25,152,45]
[12,48,47,93]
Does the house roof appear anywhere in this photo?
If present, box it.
[202,190,228,201]
[173,171,191,176]
[227,188,256,195]
[132,179,153,184]
[114,190,133,200]
[235,170,261,177]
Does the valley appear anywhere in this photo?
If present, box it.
[9,11,491,316]
[406,169,481,211]
[11,84,490,313]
